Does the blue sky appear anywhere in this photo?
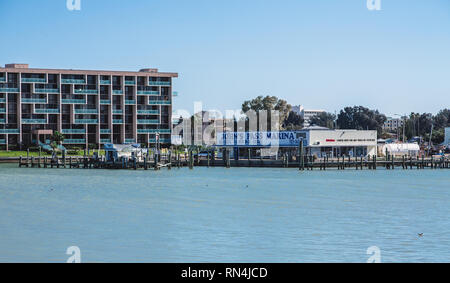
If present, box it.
[0,0,449,116]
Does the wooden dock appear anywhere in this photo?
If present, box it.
[17,149,450,171]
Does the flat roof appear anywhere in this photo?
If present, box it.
[0,64,178,78]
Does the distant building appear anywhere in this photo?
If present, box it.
[383,117,404,132]
[292,105,326,127]
[445,127,450,145]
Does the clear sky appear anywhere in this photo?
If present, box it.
[1,0,449,116]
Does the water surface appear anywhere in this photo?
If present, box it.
[0,164,449,262]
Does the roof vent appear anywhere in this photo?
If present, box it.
[5,63,29,69]
[139,68,158,73]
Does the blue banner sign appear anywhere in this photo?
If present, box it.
[215,131,307,147]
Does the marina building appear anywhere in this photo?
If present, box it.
[0,64,177,150]
[215,127,378,158]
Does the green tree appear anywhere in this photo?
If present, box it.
[309,112,336,129]
[336,106,386,134]
[241,95,292,131]
[50,131,65,152]
[283,111,304,130]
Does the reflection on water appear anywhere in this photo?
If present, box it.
[0,164,449,262]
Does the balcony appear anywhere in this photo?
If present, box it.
[112,109,123,114]
[62,99,86,104]
[0,129,19,134]
[0,108,5,114]
[74,109,98,114]
[75,119,98,124]
[34,108,60,114]
[100,129,111,134]
[148,100,171,105]
[74,89,98,94]
[148,81,171,86]
[137,109,159,115]
[62,129,86,134]
[22,98,47,104]
[22,78,46,83]
[61,79,86,84]
[125,100,135,105]
[100,99,111,105]
[100,139,112,143]
[137,119,159,124]
[137,129,171,134]
[137,90,159,95]
[0,119,5,124]
[63,139,86,144]
[0,77,6,82]
[0,139,6,144]
[100,80,111,85]
[35,88,59,93]
[149,138,171,143]
[22,119,47,124]
[112,119,123,124]
[0,87,19,93]
[0,98,6,103]
[113,90,123,95]
[124,81,135,85]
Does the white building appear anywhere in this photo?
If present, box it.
[445,127,450,145]
[305,127,377,158]
[383,117,404,132]
[292,105,326,127]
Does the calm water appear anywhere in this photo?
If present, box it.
[0,164,449,263]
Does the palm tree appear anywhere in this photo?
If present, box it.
[50,131,65,153]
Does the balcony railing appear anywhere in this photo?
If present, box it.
[149,138,171,143]
[125,100,135,105]
[113,90,123,95]
[148,81,171,86]
[61,79,86,84]
[137,129,171,134]
[0,77,6,82]
[22,78,46,83]
[62,129,86,134]
[100,80,111,85]
[62,99,86,104]
[0,108,6,114]
[112,119,123,124]
[34,108,60,114]
[137,90,159,95]
[74,109,98,114]
[0,119,5,124]
[63,139,86,144]
[100,139,112,143]
[0,88,19,93]
[22,98,47,104]
[100,129,111,134]
[137,110,159,115]
[35,88,59,93]
[100,100,111,105]
[22,119,47,124]
[0,98,6,103]
[137,119,159,124]
[148,100,171,105]
[75,119,98,124]
[0,129,19,134]
[74,89,98,94]
[112,109,123,114]
[124,81,135,85]
[0,139,6,144]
